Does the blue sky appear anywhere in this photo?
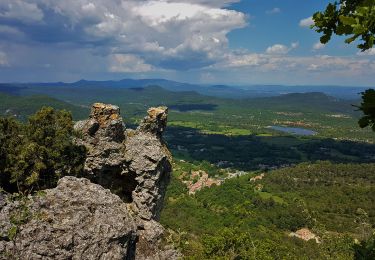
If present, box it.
[0,0,374,86]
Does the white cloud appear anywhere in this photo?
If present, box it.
[313,42,325,50]
[266,8,281,14]
[266,44,289,55]
[265,42,298,55]
[214,51,375,78]
[299,16,314,27]
[291,42,299,49]
[224,53,264,67]
[2,0,373,85]
[357,48,375,56]
[109,54,153,73]
[0,25,24,36]
[171,0,241,7]
[0,0,44,23]
[0,0,246,71]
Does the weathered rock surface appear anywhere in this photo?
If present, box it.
[74,104,171,220]
[0,104,179,260]
[0,176,138,259]
[125,106,171,221]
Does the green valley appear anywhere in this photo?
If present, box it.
[0,84,374,259]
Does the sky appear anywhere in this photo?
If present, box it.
[0,0,374,86]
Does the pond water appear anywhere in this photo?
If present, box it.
[269,126,317,136]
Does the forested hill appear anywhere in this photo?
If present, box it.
[0,92,88,121]
[0,85,370,141]
[0,84,359,115]
[0,79,368,99]
[161,161,375,259]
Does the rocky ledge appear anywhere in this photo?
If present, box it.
[0,104,179,260]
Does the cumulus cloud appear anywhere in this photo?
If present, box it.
[299,16,314,27]
[0,0,44,23]
[214,51,375,79]
[312,42,325,50]
[109,54,154,73]
[265,42,298,55]
[266,8,281,15]
[168,0,241,7]
[357,48,375,56]
[266,44,289,55]
[0,0,246,71]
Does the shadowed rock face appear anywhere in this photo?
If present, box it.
[0,104,178,260]
[74,104,175,259]
[74,103,171,221]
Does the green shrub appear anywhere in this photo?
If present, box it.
[0,107,86,194]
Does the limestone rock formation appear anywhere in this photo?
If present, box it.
[0,104,178,260]
[125,106,171,221]
[0,177,138,259]
[74,103,171,220]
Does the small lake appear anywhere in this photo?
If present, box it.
[268,126,317,136]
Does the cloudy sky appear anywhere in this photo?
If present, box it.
[0,0,374,86]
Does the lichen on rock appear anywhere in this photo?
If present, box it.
[0,176,138,259]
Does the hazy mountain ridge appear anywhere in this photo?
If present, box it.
[0,85,359,118]
[0,78,369,100]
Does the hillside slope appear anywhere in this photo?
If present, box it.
[0,92,88,120]
[161,160,375,259]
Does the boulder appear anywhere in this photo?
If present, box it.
[0,177,138,259]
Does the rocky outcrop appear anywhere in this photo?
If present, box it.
[0,177,138,259]
[74,103,171,221]
[289,228,320,243]
[0,104,178,260]
[125,106,171,221]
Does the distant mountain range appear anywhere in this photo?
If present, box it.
[0,78,370,100]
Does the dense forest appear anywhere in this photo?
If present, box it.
[161,161,375,259]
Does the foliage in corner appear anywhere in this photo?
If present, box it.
[0,107,86,194]
[357,89,375,131]
[312,0,375,51]
[312,1,375,132]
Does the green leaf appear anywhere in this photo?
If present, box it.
[320,34,331,44]
[340,16,357,26]
[336,24,353,35]
[345,35,359,44]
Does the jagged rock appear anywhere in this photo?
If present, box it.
[138,107,168,136]
[74,103,126,183]
[75,103,125,143]
[73,104,176,259]
[75,103,171,220]
[136,220,181,260]
[0,176,138,259]
[125,127,172,221]
[0,104,178,260]
[74,118,99,136]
